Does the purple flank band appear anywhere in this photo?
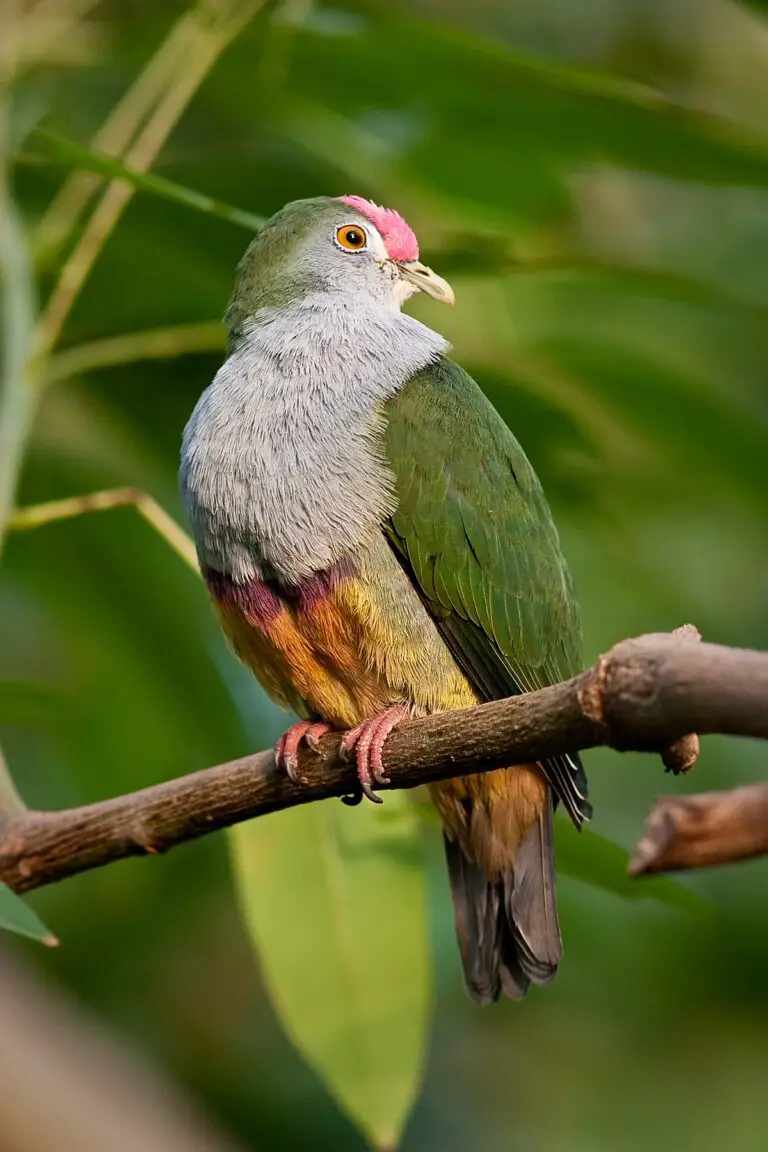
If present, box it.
[203,554,357,626]
[294,554,357,613]
[204,567,283,627]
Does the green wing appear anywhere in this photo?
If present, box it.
[383,356,590,826]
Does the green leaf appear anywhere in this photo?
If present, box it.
[27,128,266,235]
[0,679,62,725]
[0,883,58,945]
[556,822,707,913]
[231,795,429,1150]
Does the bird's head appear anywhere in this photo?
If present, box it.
[225,195,453,337]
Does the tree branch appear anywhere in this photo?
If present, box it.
[629,783,768,875]
[1,629,767,894]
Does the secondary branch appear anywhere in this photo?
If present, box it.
[629,782,768,874]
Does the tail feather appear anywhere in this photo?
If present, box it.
[444,835,503,1005]
[445,794,562,1004]
[505,791,561,983]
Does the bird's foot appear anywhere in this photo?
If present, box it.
[339,703,408,804]
[275,721,333,783]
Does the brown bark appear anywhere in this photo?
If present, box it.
[629,783,768,874]
[1,628,767,894]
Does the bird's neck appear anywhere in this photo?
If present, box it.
[180,295,447,584]
[233,293,445,398]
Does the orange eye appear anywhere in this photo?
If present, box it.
[335,224,367,251]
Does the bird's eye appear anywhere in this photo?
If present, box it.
[335,224,367,252]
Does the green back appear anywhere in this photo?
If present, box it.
[383,356,589,824]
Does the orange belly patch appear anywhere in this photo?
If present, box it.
[206,564,395,728]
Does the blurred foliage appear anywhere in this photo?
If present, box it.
[1,0,768,1149]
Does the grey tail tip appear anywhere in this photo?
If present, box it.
[444,798,563,1004]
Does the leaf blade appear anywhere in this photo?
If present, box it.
[0,884,58,945]
[231,794,429,1150]
[556,822,707,913]
[29,129,266,237]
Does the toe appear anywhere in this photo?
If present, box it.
[281,728,304,782]
[370,705,407,785]
[274,732,288,770]
[304,722,332,752]
[354,721,384,804]
[275,721,327,783]
[340,720,366,761]
[339,707,406,804]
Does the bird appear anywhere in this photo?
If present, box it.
[179,194,591,1003]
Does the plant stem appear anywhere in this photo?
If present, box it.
[35,0,266,358]
[0,195,37,558]
[32,132,265,240]
[45,321,225,386]
[0,746,25,826]
[34,4,200,264]
[0,97,39,558]
[8,487,199,572]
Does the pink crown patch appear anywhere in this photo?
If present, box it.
[338,195,419,263]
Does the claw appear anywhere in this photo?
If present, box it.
[275,721,333,782]
[340,704,408,804]
[304,724,329,753]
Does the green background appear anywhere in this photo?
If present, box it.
[2,0,768,1148]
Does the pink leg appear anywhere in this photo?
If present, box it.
[340,703,408,804]
[275,721,333,782]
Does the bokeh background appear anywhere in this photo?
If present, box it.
[2,0,768,1149]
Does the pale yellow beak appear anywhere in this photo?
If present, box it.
[398,260,455,304]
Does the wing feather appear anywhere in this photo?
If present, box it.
[384,356,591,826]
